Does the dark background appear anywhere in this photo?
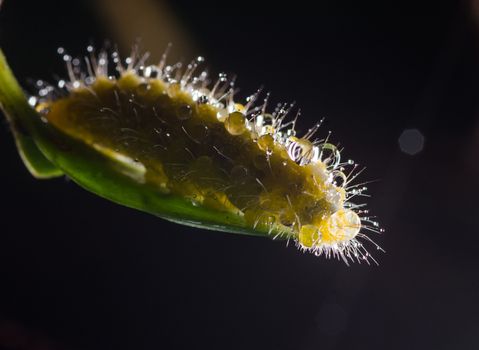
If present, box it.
[1,0,479,349]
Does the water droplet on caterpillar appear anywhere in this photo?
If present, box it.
[225,112,246,135]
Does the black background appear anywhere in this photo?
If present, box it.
[1,0,479,349]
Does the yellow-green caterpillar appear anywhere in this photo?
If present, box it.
[0,45,383,264]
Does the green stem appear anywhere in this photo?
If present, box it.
[0,49,63,178]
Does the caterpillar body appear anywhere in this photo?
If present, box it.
[26,45,383,264]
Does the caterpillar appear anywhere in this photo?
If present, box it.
[1,44,383,264]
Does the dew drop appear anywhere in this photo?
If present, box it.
[197,95,209,105]
[219,72,228,82]
[257,134,275,153]
[28,96,37,107]
[225,112,246,135]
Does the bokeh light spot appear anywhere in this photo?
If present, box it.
[399,128,425,155]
